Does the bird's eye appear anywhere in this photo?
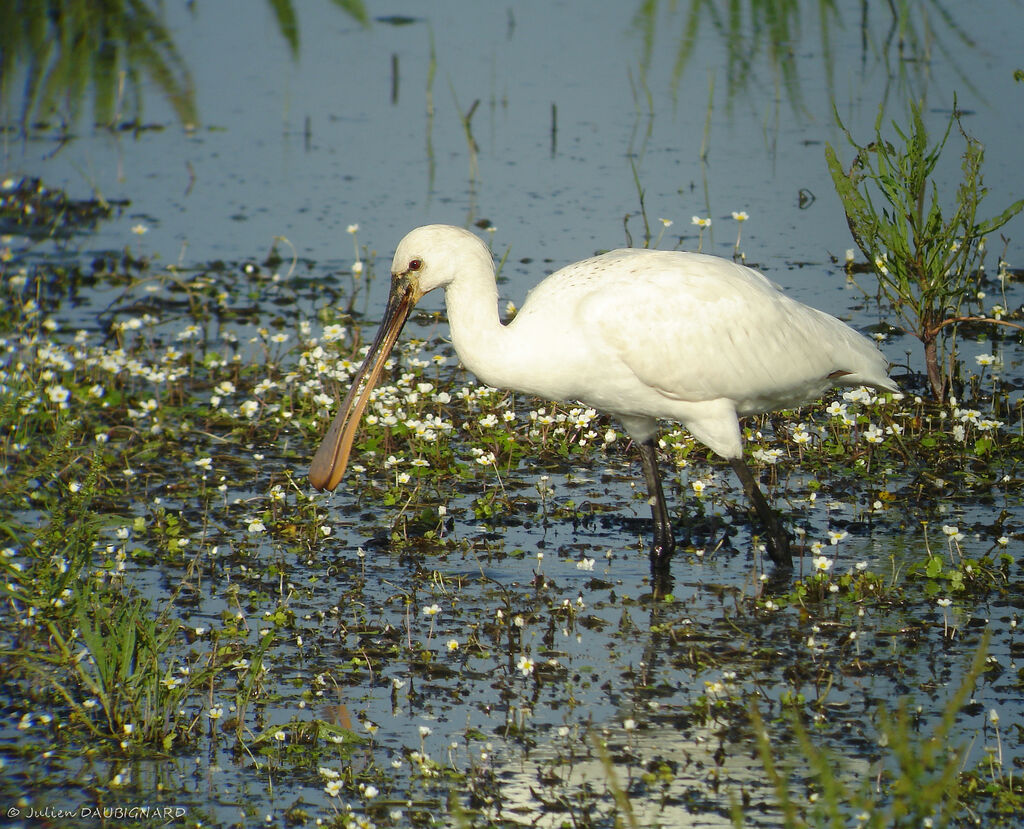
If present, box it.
[409,258,423,271]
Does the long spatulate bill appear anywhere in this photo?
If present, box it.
[309,280,418,491]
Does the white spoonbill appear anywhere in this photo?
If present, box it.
[310,224,896,571]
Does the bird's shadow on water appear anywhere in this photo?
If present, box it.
[359,506,798,605]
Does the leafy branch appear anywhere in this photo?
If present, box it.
[826,99,1024,401]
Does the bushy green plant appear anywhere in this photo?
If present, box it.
[826,100,1024,401]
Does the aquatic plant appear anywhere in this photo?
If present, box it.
[826,99,1024,401]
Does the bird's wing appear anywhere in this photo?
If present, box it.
[573,253,887,413]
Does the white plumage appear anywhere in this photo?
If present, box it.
[311,224,897,578]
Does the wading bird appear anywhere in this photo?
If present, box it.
[310,224,896,577]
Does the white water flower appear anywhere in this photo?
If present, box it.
[321,323,346,342]
[752,448,784,465]
[942,525,964,542]
[863,423,885,444]
[46,384,70,406]
[826,401,847,418]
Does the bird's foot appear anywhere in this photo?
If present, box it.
[648,535,675,569]
[728,457,793,570]
[765,527,793,570]
[650,560,674,600]
[649,536,675,600]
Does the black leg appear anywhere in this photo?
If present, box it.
[638,439,675,568]
[728,457,792,568]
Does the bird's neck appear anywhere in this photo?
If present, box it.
[443,273,514,389]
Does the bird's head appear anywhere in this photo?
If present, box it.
[389,223,493,295]
[308,224,489,492]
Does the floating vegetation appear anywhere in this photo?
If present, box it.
[1,196,1023,826]
[0,176,126,240]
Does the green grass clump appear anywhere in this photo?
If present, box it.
[752,631,1024,828]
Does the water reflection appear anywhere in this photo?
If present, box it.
[630,0,979,117]
[1,0,196,132]
[3,1,981,142]
[0,0,370,134]
[267,0,370,57]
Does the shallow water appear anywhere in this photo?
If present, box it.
[7,3,1023,302]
